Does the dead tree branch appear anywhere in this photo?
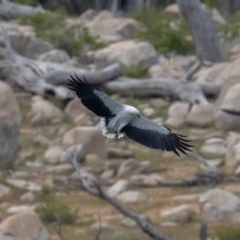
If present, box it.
[70,151,171,240]
[183,59,203,81]
[103,77,220,104]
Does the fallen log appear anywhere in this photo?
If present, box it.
[102,77,220,104]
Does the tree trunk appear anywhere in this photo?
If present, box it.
[216,0,240,17]
[177,0,223,63]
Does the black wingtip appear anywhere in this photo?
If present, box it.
[173,133,193,157]
[67,74,90,92]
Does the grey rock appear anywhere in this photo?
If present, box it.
[187,104,214,127]
[20,192,36,203]
[44,145,66,164]
[118,190,148,203]
[200,138,226,157]
[0,81,21,169]
[160,204,194,223]
[0,184,11,202]
[94,40,158,67]
[107,180,128,197]
[62,126,107,159]
[199,188,240,222]
[107,147,133,158]
[0,210,49,240]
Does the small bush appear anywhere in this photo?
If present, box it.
[13,0,38,5]
[220,12,240,39]
[123,62,148,78]
[204,0,218,9]
[18,9,105,55]
[215,226,240,240]
[131,7,194,55]
[37,202,77,224]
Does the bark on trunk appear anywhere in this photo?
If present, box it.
[177,0,223,63]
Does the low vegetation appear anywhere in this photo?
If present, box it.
[215,225,240,240]
[131,7,194,55]
[18,9,105,55]
[123,62,149,79]
[36,187,78,224]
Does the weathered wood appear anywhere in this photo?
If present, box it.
[0,0,44,20]
[102,77,220,104]
[177,0,223,63]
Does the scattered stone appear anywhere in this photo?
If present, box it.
[44,145,66,164]
[160,204,194,223]
[118,190,148,203]
[62,126,107,159]
[117,159,148,178]
[38,49,70,63]
[0,184,11,202]
[45,163,73,175]
[0,210,49,240]
[33,135,50,147]
[187,104,214,127]
[85,154,103,168]
[20,192,36,203]
[166,101,190,128]
[172,194,200,203]
[0,81,21,169]
[142,107,156,118]
[85,10,144,44]
[107,180,128,197]
[199,188,240,222]
[226,132,240,168]
[30,97,64,125]
[64,97,96,125]
[200,138,226,157]
[6,179,42,192]
[164,3,181,17]
[121,218,137,227]
[129,174,164,187]
[107,147,133,158]
[7,205,36,214]
[148,62,184,79]
[101,169,115,179]
[89,221,114,233]
[94,40,158,67]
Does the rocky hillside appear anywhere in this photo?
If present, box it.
[1,1,240,240]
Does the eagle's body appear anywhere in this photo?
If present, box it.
[68,75,192,156]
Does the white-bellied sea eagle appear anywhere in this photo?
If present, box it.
[68,75,193,156]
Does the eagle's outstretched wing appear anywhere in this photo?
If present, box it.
[123,115,192,156]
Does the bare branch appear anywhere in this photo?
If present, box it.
[183,59,203,81]
[199,222,208,240]
[95,214,103,240]
[71,153,171,240]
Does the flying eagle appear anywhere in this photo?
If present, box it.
[68,75,192,156]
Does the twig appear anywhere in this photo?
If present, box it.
[71,152,171,240]
[199,222,208,240]
[183,59,203,81]
[53,215,67,240]
[95,214,103,240]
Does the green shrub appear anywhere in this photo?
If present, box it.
[123,62,148,78]
[13,0,38,5]
[131,7,194,55]
[204,0,218,9]
[18,9,105,55]
[37,202,77,224]
[220,12,240,39]
[215,226,240,240]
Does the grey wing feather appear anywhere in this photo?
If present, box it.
[123,116,192,156]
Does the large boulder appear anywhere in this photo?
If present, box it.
[199,188,240,223]
[85,10,144,44]
[93,40,158,67]
[38,49,70,63]
[186,104,214,127]
[62,126,107,159]
[0,81,21,169]
[30,96,64,125]
[214,78,240,130]
[165,101,190,128]
[0,210,49,240]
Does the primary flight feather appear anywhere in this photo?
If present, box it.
[68,75,193,156]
